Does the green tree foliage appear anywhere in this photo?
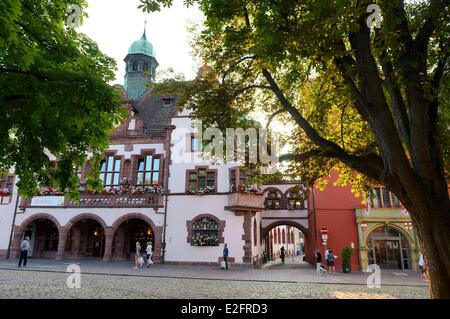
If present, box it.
[0,0,125,197]
[141,0,450,297]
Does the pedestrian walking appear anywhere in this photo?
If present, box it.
[328,249,338,273]
[146,242,153,268]
[18,236,30,267]
[418,254,429,282]
[324,248,330,270]
[315,249,326,274]
[280,246,285,263]
[134,241,142,269]
[222,243,229,270]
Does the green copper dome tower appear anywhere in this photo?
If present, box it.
[124,23,159,100]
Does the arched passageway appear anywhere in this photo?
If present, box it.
[65,219,106,259]
[261,222,310,268]
[112,218,154,260]
[21,218,59,259]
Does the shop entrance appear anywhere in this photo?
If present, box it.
[367,226,412,270]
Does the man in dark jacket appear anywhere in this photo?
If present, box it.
[315,249,323,274]
[223,244,229,269]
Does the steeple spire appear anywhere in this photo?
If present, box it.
[142,20,147,40]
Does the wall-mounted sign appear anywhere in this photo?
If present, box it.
[30,196,65,207]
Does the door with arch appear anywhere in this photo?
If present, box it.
[366,226,412,270]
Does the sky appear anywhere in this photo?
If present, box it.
[78,0,205,85]
[77,0,292,150]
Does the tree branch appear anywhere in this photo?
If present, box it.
[279,149,334,162]
[414,0,448,72]
[262,68,384,181]
[233,84,272,97]
[266,109,286,130]
[380,54,412,151]
[432,43,449,87]
[221,55,257,85]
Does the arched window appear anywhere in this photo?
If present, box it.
[287,189,306,209]
[132,62,138,71]
[265,191,281,209]
[191,217,219,246]
[282,228,286,244]
[277,228,281,244]
[143,62,149,71]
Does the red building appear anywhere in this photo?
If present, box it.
[304,170,420,272]
[307,171,362,271]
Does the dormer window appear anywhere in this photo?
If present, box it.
[163,98,173,106]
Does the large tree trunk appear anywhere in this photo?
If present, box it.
[405,186,450,298]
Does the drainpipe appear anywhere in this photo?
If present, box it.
[6,189,20,259]
[161,124,175,264]
[161,193,169,264]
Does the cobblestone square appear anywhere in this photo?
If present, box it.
[0,259,429,299]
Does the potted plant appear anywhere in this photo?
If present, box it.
[341,246,354,273]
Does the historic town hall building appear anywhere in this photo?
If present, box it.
[0,28,421,271]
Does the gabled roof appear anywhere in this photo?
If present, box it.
[132,93,178,136]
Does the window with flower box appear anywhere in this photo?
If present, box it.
[136,155,160,185]
[229,167,255,190]
[100,156,121,187]
[265,191,281,209]
[187,168,216,193]
[0,175,14,205]
[191,217,219,246]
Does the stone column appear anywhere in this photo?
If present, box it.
[236,211,255,264]
[153,226,163,263]
[112,228,124,260]
[71,227,81,259]
[102,227,114,261]
[55,227,68,260]
[10,226,23,259]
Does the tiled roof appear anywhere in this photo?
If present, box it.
[133,93,178,136]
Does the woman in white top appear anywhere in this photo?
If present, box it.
[146,242,153,267]
[419,254,429,282]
